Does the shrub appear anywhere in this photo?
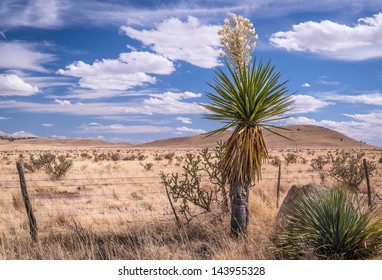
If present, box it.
[164,152,175,163]
[81,152,92,160]
[310,155,328,171]
[23,153,72,180]
[274,187,382,259]
[269,156,281,167]
[160,142,228,224]
[44,155,73,180]
[123,154,136,161]
[379,156,382,164]
[327,151,376,192]
[144,162,153,171]
[110,152,120,161]
[284,153,298,165]
[137,153,147,161]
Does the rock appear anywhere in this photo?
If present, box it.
[275,183,327,230]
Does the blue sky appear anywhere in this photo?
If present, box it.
[0,0,382,145]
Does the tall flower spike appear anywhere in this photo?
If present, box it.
[218,13,258,71]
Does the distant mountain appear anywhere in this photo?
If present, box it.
[0,136,124,148]
[0,125,375,149]
[136,125,374,149]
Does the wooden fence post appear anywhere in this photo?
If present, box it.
[363,159,372,208]
[277,163,281,209]
[16,162,38,242]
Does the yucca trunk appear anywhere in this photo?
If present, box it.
[221,126,267,237]
[230,179,251,237]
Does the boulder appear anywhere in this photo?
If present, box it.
[275,183,327,230]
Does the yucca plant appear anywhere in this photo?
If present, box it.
[203,60,293,237]
[204,14,293,237]
[274,187,382,259]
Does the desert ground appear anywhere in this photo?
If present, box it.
[0,125,381,259]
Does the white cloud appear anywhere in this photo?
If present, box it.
[343,112,382,124]
[301,83,311,88]
[0,91,205,116]
[0,42,56,72]
[121,17,221,68]
[0,0,63,29]
[58,51,175,91]
[0,116,10,120]
[323,92,382,106]
[176,126,206,134]
[0,74,38,96]
[318,77,340,86]
[291,94,333,114]
[176,117,192,124]
[9,131,38,138]
[270,13,382,60]
[79,123,173,134]
[22,76,75,89]
[54,99,72,106]
[125,91,206,115]
[42,123,53,127]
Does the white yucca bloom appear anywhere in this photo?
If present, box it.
[218,13,258,71]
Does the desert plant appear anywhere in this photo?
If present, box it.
[310,155,328,171]
[269,155,281,167]
[379,156,382,164]
[164,152,175,162]
[110,152,120,162]
[274,187,382,259]
[284,153,298,165]
[160,143,228,224]
[44,155,73,180]
[144,162,153,171]
[23,152,56,172]
[327,151,376,192]
[299,156,308,164]
[203,14,293,237]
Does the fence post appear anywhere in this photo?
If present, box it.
[277,163,281,209]
[16,162,38,242]
[363,159,372,207]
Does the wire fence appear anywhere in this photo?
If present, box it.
[1,164,381,239]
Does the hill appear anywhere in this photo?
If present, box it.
[0,125,375,150]
[136,125,374,149]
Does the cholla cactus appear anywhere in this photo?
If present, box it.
[218,14,258,71]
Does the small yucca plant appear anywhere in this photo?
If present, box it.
[274,187,382,259]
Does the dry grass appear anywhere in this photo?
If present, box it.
[0,145,381,259]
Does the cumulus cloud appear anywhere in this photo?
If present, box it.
[9,131,38,138]
[0,0,63,29]
[79,123,173,134]
[125,91,206,115]
[291,94,333,114]
[54,99,72,106]
[0,42,56,72]
[322,92,382,106]
[343,112,382,123]
[301,83,311,88]
[42,123,53,127]
[176,117,192,124]
[270,13,382,60]
[175,126,206,134]
[0,74,39,96]
[58,51,175,91]
[0,91,205,116]
[121,17,221,68]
